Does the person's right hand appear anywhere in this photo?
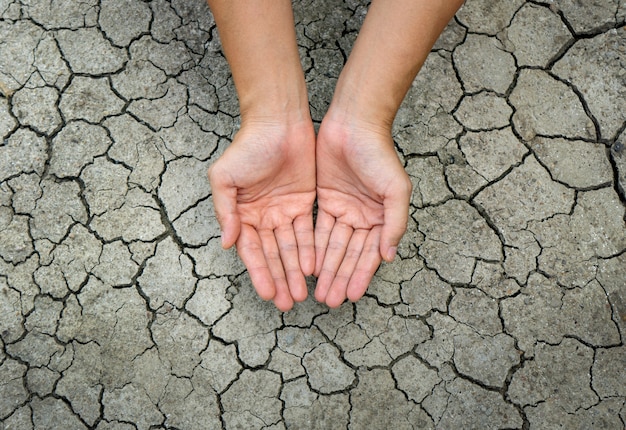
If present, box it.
[208,120,316,311]
[314,118,412,308]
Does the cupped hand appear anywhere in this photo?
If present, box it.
[314,119,412,308]
[208,120,316,311]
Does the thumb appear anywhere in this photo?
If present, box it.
[380,178,412,262]
[209,168,240,249]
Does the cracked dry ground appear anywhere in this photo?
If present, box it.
[0,0,625,429]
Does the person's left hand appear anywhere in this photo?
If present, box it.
[314,118,412,308]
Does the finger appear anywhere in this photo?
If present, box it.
[380,178,412,262]
[294,213,315,277]
[236,224,275,301]
[208,166,240,249]
[314,222,353,303]
[347,226,383,302]
[275,223,308,303]
[313,209,335,277]
[325,228,368,308]
[258,228,294,311]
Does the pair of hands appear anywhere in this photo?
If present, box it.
[208,118,412,311]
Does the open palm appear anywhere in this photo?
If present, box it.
[314,120,412,308]
[208,121,316,311]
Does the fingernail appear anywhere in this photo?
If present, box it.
[386,246,397,262]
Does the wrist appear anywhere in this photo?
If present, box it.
[238,80,312,128]
[237,109,316,153]
[323,89,396,139]
[239,100,312,129]
[327,73,400,133]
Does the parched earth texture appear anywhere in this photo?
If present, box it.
[1,0,625,429]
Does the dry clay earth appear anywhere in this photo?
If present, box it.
[1,0,625,429]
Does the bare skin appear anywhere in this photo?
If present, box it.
[207,0,315,311]
[207,0,464,310]
[208,121,315,312]
[314,118,411,308]
[314,0,465,307]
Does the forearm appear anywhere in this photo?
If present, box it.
[207,0,310,124]
[330,0,465,129]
